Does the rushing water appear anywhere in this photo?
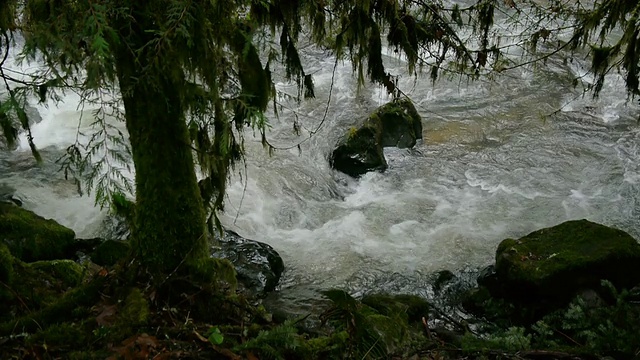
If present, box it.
[2,16,640,307]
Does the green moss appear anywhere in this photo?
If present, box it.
[0,277,104,335]
[29,260,84,287]
[0,203,76,262]
[361,293,430,325]
[26,321,90,348]
[189,257,237,292]
[0,242,13,284]
[495,220,640,287]
[0,243,13,303]
[366,313,407,353]
[490,220,640,319]
[115,288,149,337]
[2,259,90,320]
[91,239,130,266]
[376,98,423,148]
[304,331,349,358]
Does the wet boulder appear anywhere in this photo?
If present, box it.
[212,230,284,297]
[330,115,387,178]
[0,202,76,262]
[330,99,423,178]
[377,99,423,148]
[490,219,640,307]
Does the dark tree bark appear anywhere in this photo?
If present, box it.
[115,43,208,275]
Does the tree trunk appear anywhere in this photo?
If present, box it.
[115,52,208,275]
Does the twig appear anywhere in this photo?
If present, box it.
[0,281,31,314]
[263,55,339,151]
[422,316,432,339]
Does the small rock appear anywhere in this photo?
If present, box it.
[433,269,456,292]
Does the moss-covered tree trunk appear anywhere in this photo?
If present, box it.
[114,46,208,275]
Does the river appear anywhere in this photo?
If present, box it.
[1,8,639,307]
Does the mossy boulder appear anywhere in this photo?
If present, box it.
[377,98,423,148]
[29,260,85,287]
[330,99,423,178]
[330,116,387,178]
[361,293,430,325]
[115,288,150,337]
[90,239,130,266]
[0,202,76,262]
[491,219,640,308]
[1,259,88,321]
[0,243,13,301]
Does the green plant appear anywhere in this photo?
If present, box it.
[461,326,531,353]
[234,321,302,360]
[206,326,224,345]
[321,290,389,359]
[532,280,640,357]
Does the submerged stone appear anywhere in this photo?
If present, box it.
[212,230,284,297]
[330,99,423,178]
[492,219,640,306]
[0,202,76,262]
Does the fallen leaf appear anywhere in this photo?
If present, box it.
[96,304,118,326]
[212,345,242,360]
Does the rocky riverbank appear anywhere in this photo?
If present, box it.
[2,195,640,359]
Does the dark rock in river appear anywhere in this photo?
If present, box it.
[377,99,423,148]
[330,99,423,178]
[97,210,284,296]
[330,113,387,178]
[211,230,284,297]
